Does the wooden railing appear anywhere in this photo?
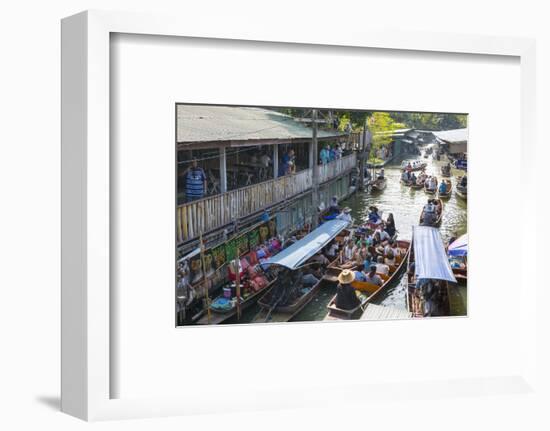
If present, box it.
[177,153,357,243]
[318,153,357,184]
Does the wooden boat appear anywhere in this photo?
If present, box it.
[441,165,451,177]
[400,160,427,172]
[424,177,438,194]
[456,177,467,200]
[253,219,350,323]
[370,177,387,192]
[253,277,326,323]
[407,227,455,317]
[325,240,412,321]
[451,265,467,284]
[196,278,277,325]
[410,176,426,190]
[419,198,443,227]
[438,179,452,199]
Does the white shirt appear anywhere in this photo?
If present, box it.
[260,154,271,167]
[337,212,352,222]
[327,243,339,257]
[377,230,391,242]
[376,263,390,275]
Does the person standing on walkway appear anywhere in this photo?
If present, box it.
[185,159,207,201]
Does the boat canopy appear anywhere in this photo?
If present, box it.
[413,226,457,283]
[448,233,468,257]
[262,219,349,270]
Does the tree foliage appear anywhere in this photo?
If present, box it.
[368,112,406,150]
[388,112,467,130]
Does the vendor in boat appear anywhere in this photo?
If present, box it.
[377,168,385,180]
[384,213,396,237]
[439,180,447,194]
[401,170,410,183]
[335,269,360,310]
[364,265,383,286]
[410,172,417,184]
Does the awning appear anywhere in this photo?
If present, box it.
[262,219,349,270]
[413,226,457,283]
[448,234,468,257]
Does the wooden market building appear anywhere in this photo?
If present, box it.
[176,105,359,254]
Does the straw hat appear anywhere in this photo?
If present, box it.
[338,269,355,284]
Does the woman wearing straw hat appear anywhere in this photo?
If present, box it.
[335,269,360,310]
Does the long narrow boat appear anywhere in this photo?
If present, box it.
[407,226,456,318]
[254,278,327,323]
[424,177,438,194]
[196,278,277,325]
[438,179,452,199]
[401,160,427,171]
[419,198,443,227]
[370,177,387,192]
[325,240,412,320]
[456,176,467,200]
[253,219,350,324]
[410,176,426,190]
[441,165,451,177]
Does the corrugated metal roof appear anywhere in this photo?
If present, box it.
[177,105,345,144]
[432,128,468,144]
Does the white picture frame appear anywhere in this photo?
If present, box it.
[61,9,539,421]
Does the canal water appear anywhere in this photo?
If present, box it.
[226,153,467,324]
[295,154,468,321]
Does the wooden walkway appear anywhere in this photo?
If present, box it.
[360,303,412,321]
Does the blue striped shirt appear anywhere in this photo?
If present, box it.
[186,168,206,199]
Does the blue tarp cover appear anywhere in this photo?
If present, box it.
[262,219,349,270]
[448,233,468,257]
[413,226,457,283]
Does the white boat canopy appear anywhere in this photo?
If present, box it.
[262,219,349,270]
[413,226,457,283]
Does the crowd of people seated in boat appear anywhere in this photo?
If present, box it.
[401,168,429,186]
[421,198,442,226]
[401,170,415,185]
[333,238,405,311]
